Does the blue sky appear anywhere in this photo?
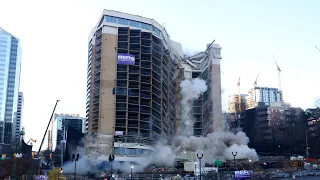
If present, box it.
[0,0,319,150]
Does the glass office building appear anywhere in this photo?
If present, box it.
[0,28,21,144]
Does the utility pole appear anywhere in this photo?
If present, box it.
[197,153,203,180]
[306,130,309,160]
[60,124,66,168]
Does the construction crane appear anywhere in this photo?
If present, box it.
[273,55,284,102]
[37,100,60,155]
[249,72,259,108]
[254,73,260,87]
[237,74,241,112]
[273,55,282,90]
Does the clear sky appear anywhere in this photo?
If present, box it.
[0,0,319,150]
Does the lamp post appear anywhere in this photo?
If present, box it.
[306,130,309,160]
[197,153,203,180]
[130,165,134,180]
[152,168,156,179]
[109,154,115,173]
[249,159,252,179]
[72,153,79,180]
[232,152,237,170]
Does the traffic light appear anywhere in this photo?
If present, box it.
[76,154,79,161]
[49,153,52,159]
[72,154,75,160]
[32,152,34,159]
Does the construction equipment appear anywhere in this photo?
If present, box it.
[27,139,37,145]
[273,55,282,90]
[37,100,60,155]
[237,74,241,112]
[273,55,283,101]
[37,100,60,174]
[254,73,259,87]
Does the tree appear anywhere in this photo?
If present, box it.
[270,108,307,154]
[48,168,65,180]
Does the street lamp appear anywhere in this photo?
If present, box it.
[249,159,252,179]
[232,152,237,170]
[109,154,115,173]
[72,153,79,180]
[197,153,203,180]
[130,165,134,180]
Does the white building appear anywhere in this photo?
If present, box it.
[247,86,282,108]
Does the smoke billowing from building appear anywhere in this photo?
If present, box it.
[179,78,208,136]
[63,78,257,174]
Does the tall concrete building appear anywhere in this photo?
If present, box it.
[49,114,85,151]
[14,92,23,141]
[180,43,223,134]
[0,28,21,144]
[86,10,180,140]
[86,10,223,158]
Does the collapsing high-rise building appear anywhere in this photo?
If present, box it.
[86,10,223,158]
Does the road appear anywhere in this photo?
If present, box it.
[278,176,319,180]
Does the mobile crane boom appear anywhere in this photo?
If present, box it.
[37,100,60,155]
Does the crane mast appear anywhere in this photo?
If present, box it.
[237,74,241,112]
[273,55,283,102]
[250,72,259,107]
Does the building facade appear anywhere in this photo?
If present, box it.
[14,92,23,141]
[247,86,282,108]
[0,28,21,144]
[235,102,305,154]
[86,10,223,159]
[49,114,85,151]
[227,94,248,113]
[86,10,182,141]
[180,43,223,134]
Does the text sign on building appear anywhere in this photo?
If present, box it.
[115,131,124,136]
[234,170,252,179]
[117,53,135,65]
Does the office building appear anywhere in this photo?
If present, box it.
[86,10,223,157]
[247,86,282,108]
[0,28,21,144]
[14,92,23,141]
[49,114,85,151]
[227,94,248,113]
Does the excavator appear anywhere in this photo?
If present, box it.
[27,138,37,145]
